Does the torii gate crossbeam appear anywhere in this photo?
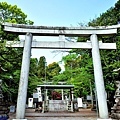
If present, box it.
[6,40,116,49]
[2,23,118,120]
[3,22,117,36]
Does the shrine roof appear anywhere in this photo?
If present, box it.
[37,84,74,89]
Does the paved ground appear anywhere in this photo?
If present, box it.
[23,117,97,120]
[9,109,99,120]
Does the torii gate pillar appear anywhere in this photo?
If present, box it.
[91,34,109,119]
[15,33,32,119]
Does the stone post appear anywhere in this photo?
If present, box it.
[111,81,120,119]
[90,34,109,119]
[15,33,32,119]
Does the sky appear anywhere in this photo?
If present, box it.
[1,0,118,67]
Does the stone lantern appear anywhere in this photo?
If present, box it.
[111,80,120,119]
[0,79,9,119]
[0,79,3,99]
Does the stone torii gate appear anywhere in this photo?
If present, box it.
[2,23,120,120]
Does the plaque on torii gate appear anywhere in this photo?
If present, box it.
[2,22,119,120]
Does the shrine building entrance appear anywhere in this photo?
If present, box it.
[34,84,74,113]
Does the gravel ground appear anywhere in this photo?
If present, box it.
[9,109,98,120]
[27,117,97,120]
[10,116,98,120]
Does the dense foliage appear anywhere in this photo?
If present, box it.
[0,2,34,102]
[88,1,120,94]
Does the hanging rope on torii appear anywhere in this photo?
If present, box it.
[2,22,120,120]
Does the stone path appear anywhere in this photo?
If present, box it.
[25,116,97,120]
[9,108,99,120]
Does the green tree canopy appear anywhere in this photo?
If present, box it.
[37,56,46,81]
[47,62,61,83]
[0,2,34,101]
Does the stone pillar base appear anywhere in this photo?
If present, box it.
[13,119,27,120]
[97,118,112,120]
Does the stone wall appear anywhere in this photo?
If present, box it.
[48,100,67,111]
